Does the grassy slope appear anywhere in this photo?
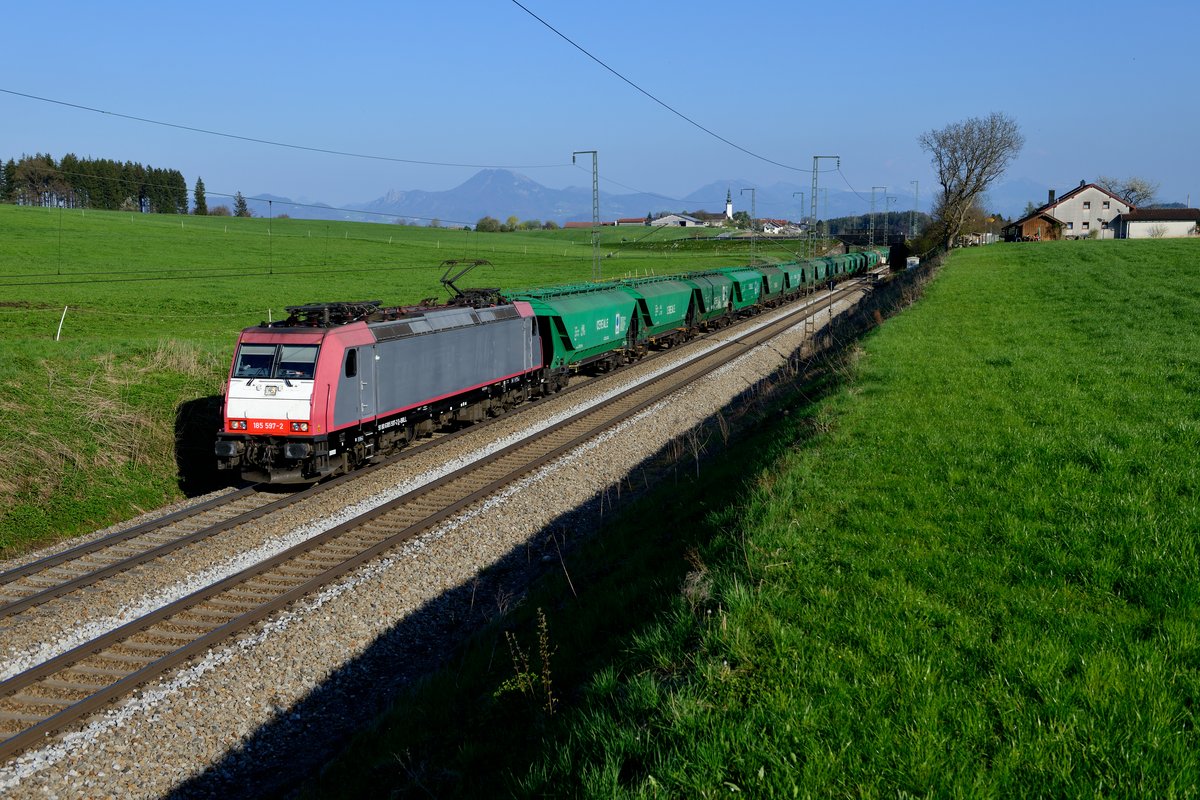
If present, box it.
[307,239,1199,797]
[0,204,788,554]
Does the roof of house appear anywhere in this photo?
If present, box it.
[1117,208,1200,222]
[1010,182,1129,228]
[1003,211,1064,230]
[616,217,647,224]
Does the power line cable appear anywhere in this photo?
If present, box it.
[511,1,813,173]
[836,167,872,206]
[0,87,572,171]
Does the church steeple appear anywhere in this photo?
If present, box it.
[725,188,733,220]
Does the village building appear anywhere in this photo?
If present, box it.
[691,210,730,227]
[1111,208,1200,239]
[1003,211,1065,242]
[1002,181,1131,241]
[759,219,793,235]
[649,213,704,227]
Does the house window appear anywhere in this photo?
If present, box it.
[1102,221,1109,230]
[1082,221,1090,230]
[1067,222,1074,230]
[1083,201,1091,210]
[1103,200,1110,209]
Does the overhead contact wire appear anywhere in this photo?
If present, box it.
[511,1,812,173]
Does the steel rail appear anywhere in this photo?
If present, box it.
[0,274,875,761]
[0,280,824,615]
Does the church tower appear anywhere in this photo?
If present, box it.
[725,188,733,220]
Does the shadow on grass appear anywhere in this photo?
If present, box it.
[165,266,937,798]
[174,395,238,497]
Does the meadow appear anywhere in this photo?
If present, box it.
[0,204,790,554]
[304,239,1200,797]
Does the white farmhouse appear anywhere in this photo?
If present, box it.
[1003,181,1131,240]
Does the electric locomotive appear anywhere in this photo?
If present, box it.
[215,298,545,483]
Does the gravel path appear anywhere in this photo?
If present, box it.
[0,287,867,798]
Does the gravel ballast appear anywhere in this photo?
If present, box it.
[0,286,870,798]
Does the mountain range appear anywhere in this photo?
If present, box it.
[242,169,1053,226]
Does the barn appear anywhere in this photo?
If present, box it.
[1110,208,1200,239]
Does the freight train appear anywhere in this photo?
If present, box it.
[215,249,883,483]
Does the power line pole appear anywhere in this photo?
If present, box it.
[910,180,919,239]
[885,196,897,245]
[870,186,886,247]
[811,155,839,258]
[792,191,804,255]
[741,187,756,262]
[573,150,600,280]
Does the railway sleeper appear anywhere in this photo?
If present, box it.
[200,596,259,611]
[149,625,212,642]
[36,676,109,693]
[174,607,238,623]
[63,664,133,678]
[224,586,286,602]
[6,693,76,708]
[0,710,49,725]
[117,640,179,655]
[90,651,156,666]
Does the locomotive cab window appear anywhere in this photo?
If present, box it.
[232,343,320,380]
[277,345,319,379]
[345,348,358,378]
[233,344,276,378]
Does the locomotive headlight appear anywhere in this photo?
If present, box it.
[290,421,310,432]
[229,420,247,430]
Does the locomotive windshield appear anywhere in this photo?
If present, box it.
[233,344,319,380]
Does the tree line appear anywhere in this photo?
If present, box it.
[475,215,560,232]
[0,152,258,218]
[1,153,189,214]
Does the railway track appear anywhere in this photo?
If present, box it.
[0,373,591,623]
[0,275,874,761]
[0,278,819,623]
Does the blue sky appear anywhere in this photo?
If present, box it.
[4,1,1197,215]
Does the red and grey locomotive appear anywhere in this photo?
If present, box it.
[215,299,544,483]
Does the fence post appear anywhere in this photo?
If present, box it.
[55,306,68,341]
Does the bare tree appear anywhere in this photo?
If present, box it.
[918,112,1024,249]
[1094,175,1159,208]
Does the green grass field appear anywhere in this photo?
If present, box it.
[304,239,1200,797]
[0,204,795,554]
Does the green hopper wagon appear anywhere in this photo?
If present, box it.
[507,284,638,370]
[718,268,763,312]
[622,277,696,345]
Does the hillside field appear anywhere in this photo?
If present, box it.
[0,204,800,554]
[305,238,1200,797]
